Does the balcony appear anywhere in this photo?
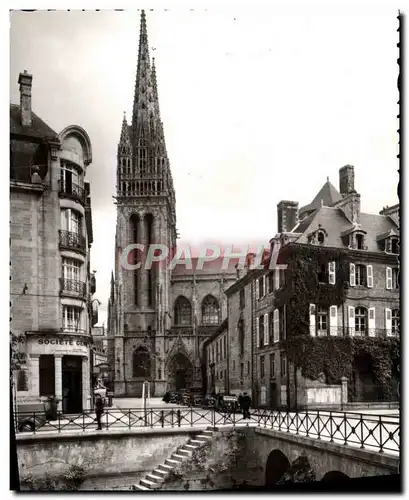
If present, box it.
[314,327,399,338]
[59,179,86,205]
[60,278,86,299]
[59,230,86,254]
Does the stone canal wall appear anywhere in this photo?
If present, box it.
[17,428,201,490]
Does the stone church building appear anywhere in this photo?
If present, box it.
[106,11,239,397]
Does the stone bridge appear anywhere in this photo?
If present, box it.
[244,427,399,486]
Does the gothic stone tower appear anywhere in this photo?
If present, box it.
[109,11,176,396]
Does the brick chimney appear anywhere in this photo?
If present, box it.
[339,165,355,197]
[277,200,299,233]
[18,70,33,127]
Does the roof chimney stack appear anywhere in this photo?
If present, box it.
[277,200,299,233]
[18,70,33,127]
[339,165,355,197]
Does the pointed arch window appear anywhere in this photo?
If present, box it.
[202,295,220,325]
[174,296,192,326]
[133,346,151,378]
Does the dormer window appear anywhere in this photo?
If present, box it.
[356,234,364,250]
[389,237,399,254]
[317,231,325,244]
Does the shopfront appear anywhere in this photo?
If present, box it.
[19,333,92,412]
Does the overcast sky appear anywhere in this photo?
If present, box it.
[9,6,399,326]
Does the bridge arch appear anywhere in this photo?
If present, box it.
[265,449,290,486]
[321,470,350,482]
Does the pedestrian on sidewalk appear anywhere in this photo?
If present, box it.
[241,392,251,419]
[95,394,104,430]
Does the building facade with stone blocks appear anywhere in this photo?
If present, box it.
[202,319,229,395]
[224,262,259,398]
[10,70,98,413]
[257,165,400,409]
[106,11,239,397]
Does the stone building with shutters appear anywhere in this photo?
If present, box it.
[252,164,400,409]
[107,11,240,396]
[10,70,98,413]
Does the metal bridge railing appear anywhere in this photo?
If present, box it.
[15,407,399,455]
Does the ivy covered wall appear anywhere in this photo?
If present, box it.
[275,243,400,395]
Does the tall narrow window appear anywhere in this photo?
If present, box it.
[61,208,81,234]
[355,307,367,336]
[270,353,275,378]
[280,354,286,377]
[39,355,55,396]
[356,234,364,249]
[317,307,328,336]
[260,356,265,378]
[145,214,154,307]
[130,214,139,305]
[202,295,220,325]
[259,315,265,348]
[355,264,366,286]
[238,319,244,355]
[392,309,400,336]
[174,296,192,325]
[62,305,82,332]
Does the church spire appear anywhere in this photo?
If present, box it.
[118,112,131,155]
[110,271,115,301]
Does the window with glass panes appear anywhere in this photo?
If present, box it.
[317,307,328,336]
[61,208,81,234]
[392,309,400,335]
[355,264,366,286]
[62,305,82,331]
[62,257,81,281]
[355,307,367,334]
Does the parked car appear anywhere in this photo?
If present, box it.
[162,391,181,404]
[202,394,216,408]
[217,394,240,413]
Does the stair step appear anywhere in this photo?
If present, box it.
[184,444,199,450]
[146,473,164,483]
[154,468,170,479]
[133,484,150,490]
[178,445,193,457]
[158,464,174,472]
[190,439,207,445]
[140,479,158,488]
[171,453,186,461]
[196,433,212,439]
[165,458,181,466]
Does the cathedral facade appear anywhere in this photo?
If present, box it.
[106,11,237,397]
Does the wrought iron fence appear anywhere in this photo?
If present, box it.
[59,278,86,298]
[59,180,86,205]
[59,230,86,252]
[15,407,399,455]
[315,327,399,338]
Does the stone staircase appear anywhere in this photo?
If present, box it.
[133,428,214,490]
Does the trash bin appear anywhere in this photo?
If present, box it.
[45,396,59,421]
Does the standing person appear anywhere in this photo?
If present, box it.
[238,392,244,415]
[95,394,104,430]
[241,392,251,419]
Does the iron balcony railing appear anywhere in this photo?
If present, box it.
[59,278,86,298]
[258,327,399,349]
[59,230,86,253]
[58,180,86,205]
[15,407,399,455]
[314,327,400,338]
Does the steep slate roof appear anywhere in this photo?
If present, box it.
[294,206,353,248]
[299,179,342,216]
[293,206,399,253]
[10,103,58,141]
